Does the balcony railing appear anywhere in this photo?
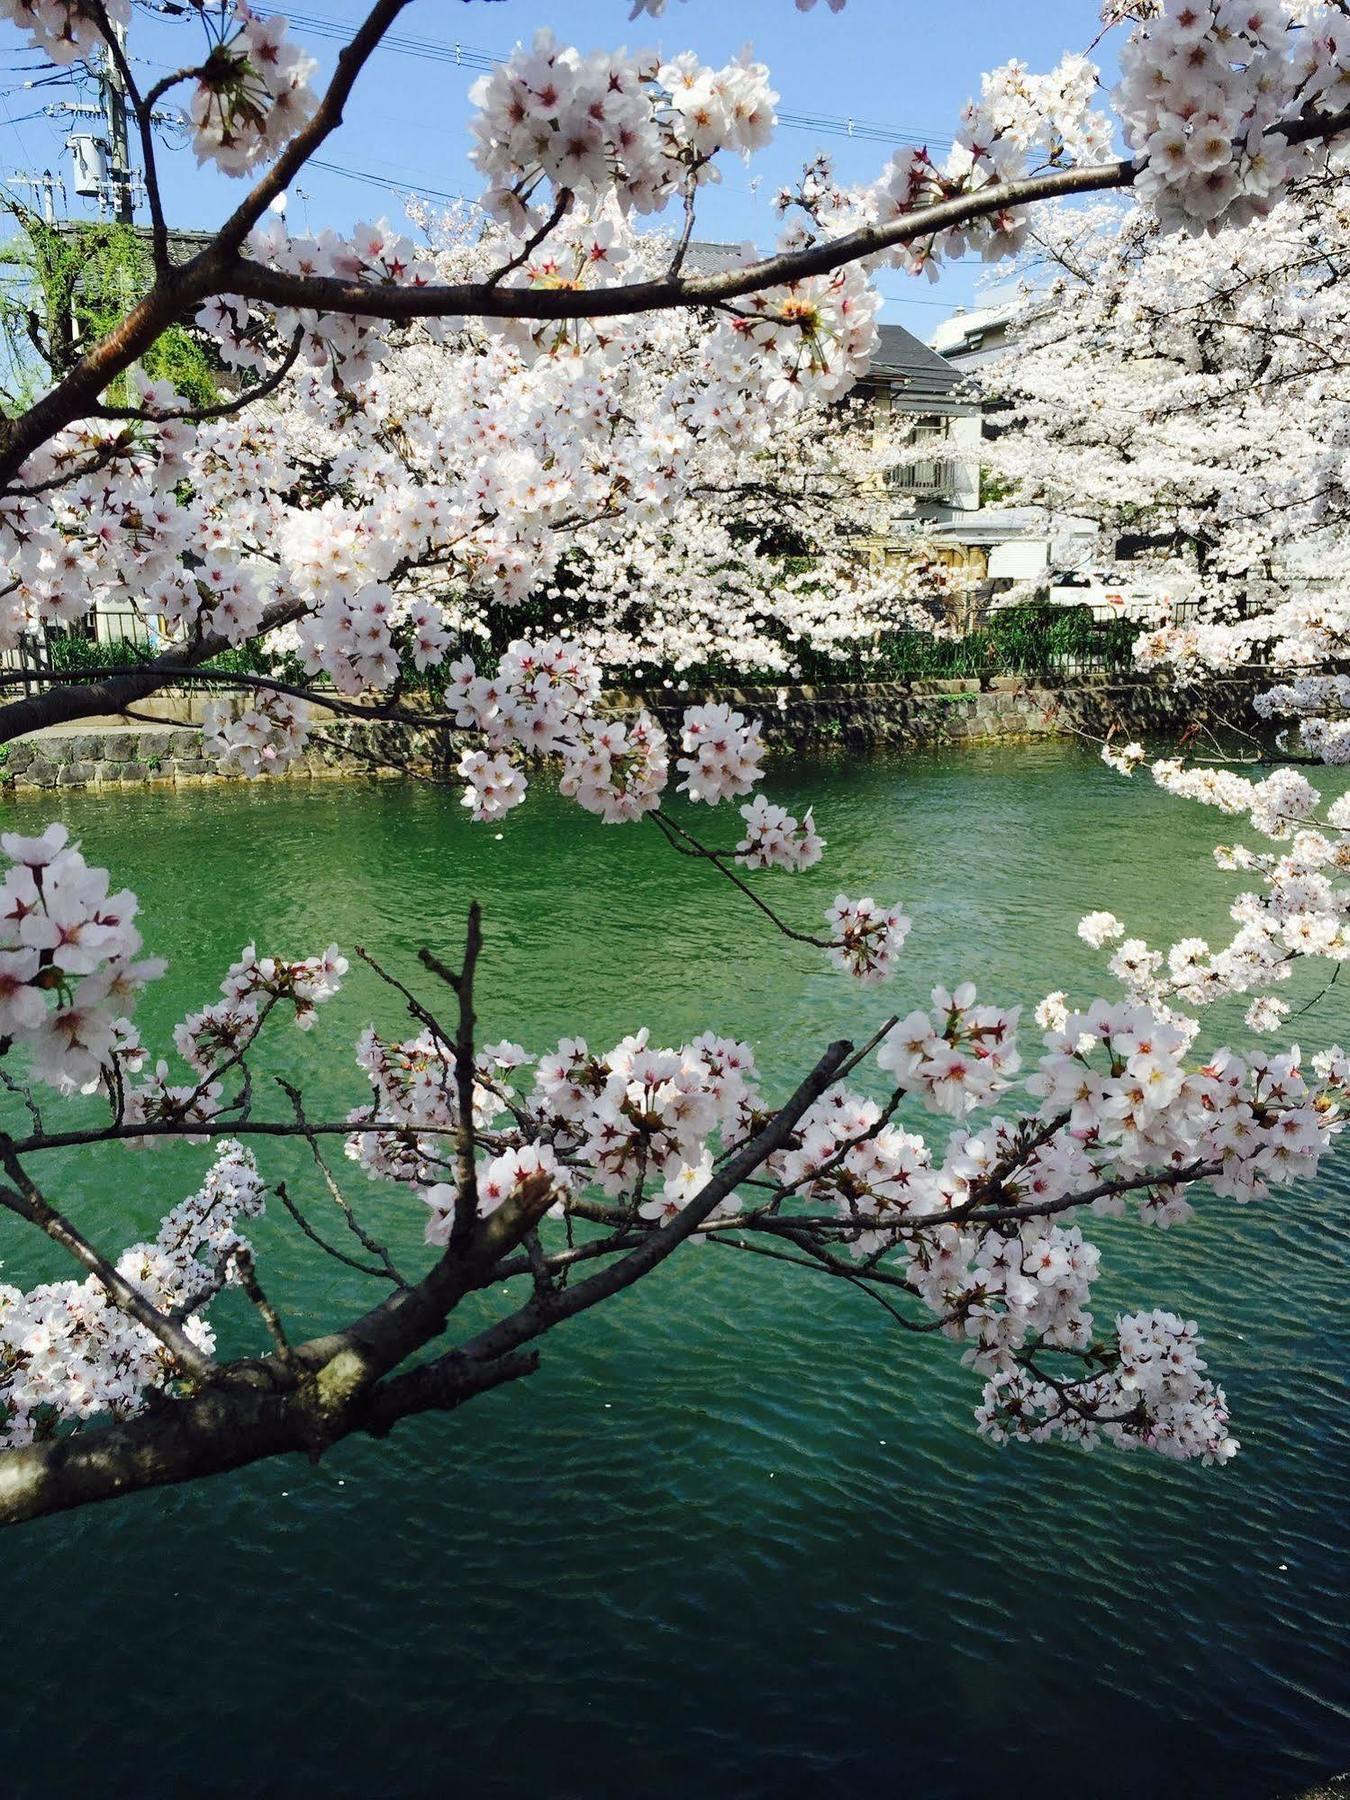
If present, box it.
[884,459,956,500]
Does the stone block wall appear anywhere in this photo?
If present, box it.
[618,672,1261,750]
[0,674,1265,796]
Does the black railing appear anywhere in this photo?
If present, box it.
[5,596,1268,704]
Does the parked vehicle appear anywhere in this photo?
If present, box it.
[1044,570,1192,623]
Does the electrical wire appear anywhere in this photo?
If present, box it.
[254,7,954,151]
[306,155,469,206]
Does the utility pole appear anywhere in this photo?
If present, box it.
[8,171,64,226]
[101,25,134,225]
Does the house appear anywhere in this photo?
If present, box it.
[856,323,983,570]
[929,295,1020,371]
[925,294,1098,595]
[814,302,1069,601]
[683,244,993,584]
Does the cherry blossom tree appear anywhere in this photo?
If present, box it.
[187,202,955,692]
[985,176,1350,596]
[3,0,1350,1526]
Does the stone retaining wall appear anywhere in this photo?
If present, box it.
[620,672,1263,749]
[0,674,1265,794]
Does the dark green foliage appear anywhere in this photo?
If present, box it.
[758,602,1114,684]
[40,602,1133,703]
[42,630,309,688]
[408,599,1135,691]
[686,602,1135,687]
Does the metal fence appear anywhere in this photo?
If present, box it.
[0,594,1278,703]
[884,459,956,501]
[0,612,162,701]
[0,632,57,698]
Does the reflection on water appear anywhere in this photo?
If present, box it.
[2,744,1347,1800]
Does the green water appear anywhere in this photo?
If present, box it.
[2,745,1347,1800]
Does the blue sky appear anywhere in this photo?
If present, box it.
[0,0,1122,340]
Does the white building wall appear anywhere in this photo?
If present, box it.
[949,414,982,513]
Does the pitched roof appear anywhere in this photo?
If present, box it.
[683,246,969,410]
[682,240,751,275]
[53,221,216,262]
[867,322,969,407]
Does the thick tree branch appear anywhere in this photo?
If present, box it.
[222,158,1143,325]
[0,1343,536,1529]
[0,1037,854,1526]
[0,596,308,744]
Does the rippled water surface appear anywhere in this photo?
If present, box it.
[2,744,1347,1799]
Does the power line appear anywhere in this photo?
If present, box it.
[255,8,954,152]
[306,155,469,207]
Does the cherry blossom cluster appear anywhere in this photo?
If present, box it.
[824,894,913,982]
[348,1022,760,1234]
[716,262,884,409]
[1255,676,1350,765]
[1079,909,1126,950]
[445,635,671,823]
[676,703,764,805]
[735,795,825,872]
[188,3,317,175]
[1101,740,1147,776]
[0,823,161,1093]
[1069,754,1350,1027]
[457,749,528,823]
[0,1141,262,1445]
[877,984,1022,1115]
[177,208,925,719]
[983,170,1350,619]
[184,940,347,1062]
[200,216,439,393]
[0,825,1344,1467]
[447,637,601,754]
[8,6,1350,1502]
[1116,0,1350,231]
[358,980,1344,1462]
[348,1027,534,1189]
[1150,758,1321,839]
[440,641,837,884]
[423,1142,569,1247]
[0,380,266,657]
[1137,593,1350,766]
[975,1309,1238,1461]
[113,942,346,1143]
[559,713,670,823]
[202,690,310,780]
[467,31,777,228]
[869,56,1113,278]
[3,196,948,772]
[0,0,126,66]
[781,993,1341,1455]
[987,184,1350,800]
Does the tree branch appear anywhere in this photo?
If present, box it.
[0,596,307,744]
[0,1150,217,1385]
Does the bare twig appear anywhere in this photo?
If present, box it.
[231,1245,299,1370]
[274,1179,398,1284]
[277,1079,409,1286]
